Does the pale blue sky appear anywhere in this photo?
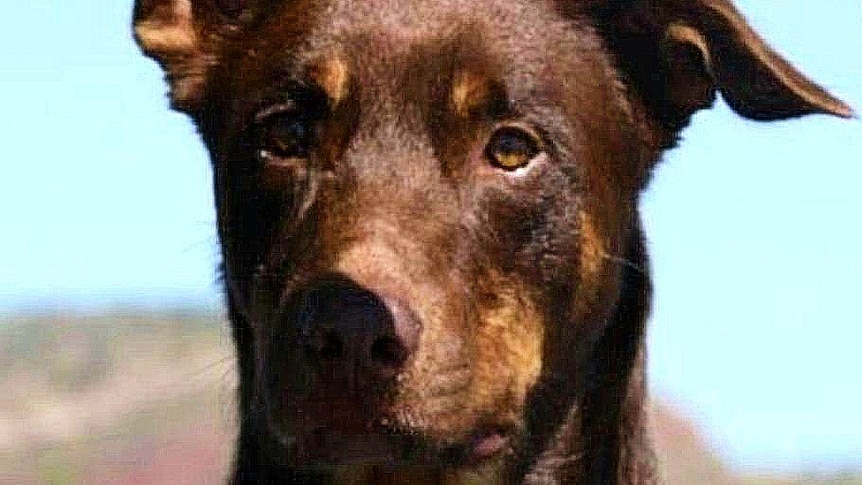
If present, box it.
[1,0,859,474]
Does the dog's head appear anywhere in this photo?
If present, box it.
[135,0,849,480]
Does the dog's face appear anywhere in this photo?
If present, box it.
[135,0,849,480]
[206,1,645,465]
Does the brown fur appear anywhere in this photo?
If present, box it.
[133,0,850,483]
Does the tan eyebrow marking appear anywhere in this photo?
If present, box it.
[307,56,350,107]
[451,70,492,118]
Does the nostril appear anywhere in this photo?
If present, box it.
[370,336,406,367]
[307,330,344,360]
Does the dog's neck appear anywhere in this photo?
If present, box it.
[521,228,656,485]
[522,352,654,485]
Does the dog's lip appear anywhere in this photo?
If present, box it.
[465,428,514,463]
[469,431,511,460]
[286,423,517,468]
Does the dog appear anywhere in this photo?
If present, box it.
[134,0,850,483]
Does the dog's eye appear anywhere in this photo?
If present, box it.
[256,114,314,162]
[485,127,542,171]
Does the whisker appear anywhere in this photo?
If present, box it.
[598,251,646,275]
[197,355,235,375]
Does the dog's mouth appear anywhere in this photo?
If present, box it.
[274,405,517,468]
[283,429,514,484]
[263,368,520,470]
[294,427,515,468]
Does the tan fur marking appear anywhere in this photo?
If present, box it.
[452,71,490,118]
[474,275,544,416]
[578,210,606,283]
[134,0,198,55]
[309,57,350,107]
[441,457,509,484]
[133,0,211,109]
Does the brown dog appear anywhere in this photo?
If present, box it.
[134,1,850,483]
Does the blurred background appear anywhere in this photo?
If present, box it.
[1,1,859,483]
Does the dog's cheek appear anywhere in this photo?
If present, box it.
[472,277,545,417]
[217,171,299,303]
[473,187,557,279]
[571,209,619,318]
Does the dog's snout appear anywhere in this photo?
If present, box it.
[295,278,420,386]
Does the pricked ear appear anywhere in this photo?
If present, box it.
[581,0,852,131]
[133,0,252,112]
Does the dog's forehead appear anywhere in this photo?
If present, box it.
[248,0,603,94]
[301,0,557,43]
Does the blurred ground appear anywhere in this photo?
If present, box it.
[1,314,858,484]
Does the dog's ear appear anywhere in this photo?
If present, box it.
[578,0,852,130]
[133,0,256,112]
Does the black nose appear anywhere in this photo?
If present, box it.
[294,277,420,389]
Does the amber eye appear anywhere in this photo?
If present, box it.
[485,126,542,170]
[256,114,314,162]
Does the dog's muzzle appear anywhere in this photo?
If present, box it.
[293,276,422,392]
